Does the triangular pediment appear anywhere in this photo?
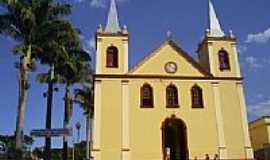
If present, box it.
[129,39,211,77]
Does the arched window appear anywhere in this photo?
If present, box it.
[106,46,118,68]
[191,85,204,108]
[219,49,230,70]
[166,84,179,108]
[141,83,154,108]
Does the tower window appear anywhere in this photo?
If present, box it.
[106,46,118,68]
[191,85,204,108]
[218,49,230,70]
[141,83,154,108]
[166,84,179,108]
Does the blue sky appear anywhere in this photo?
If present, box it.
[0,0,270,148]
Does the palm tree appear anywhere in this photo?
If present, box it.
[37,27,92,160]
[60,53,92,160]
[74,86,94,160]
[53,45,92,160]
[0,0,73,155]
[0,0,43,153]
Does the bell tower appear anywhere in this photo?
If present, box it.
[95,0,129,75]
[197,0,241,78]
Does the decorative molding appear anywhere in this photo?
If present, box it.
[94,74,243,81]
[96,32,129,37]
[92,148,101,152]
[94,80,102,83]
[121,80,129,83]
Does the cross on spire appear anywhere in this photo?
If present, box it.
[105,0,121,33]
[208,0,225,37]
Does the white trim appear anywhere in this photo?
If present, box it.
[231,43,241,78]
[96,39,102,74]
[236,83,254,159]
[212,82,227,159]
[207,44,216,75]
[121,81,130,159]
[124,41,129,73]
[93,81,102,157]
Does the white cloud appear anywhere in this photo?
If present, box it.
[248,99,270,117]
[246,28,270,43]
[80,35,96,54]
[237,45,247,54]
[256,94,264,99]
[86,36,96,51]
[74,0,85,3]
[75,0,129,8]
[90,0,106,8]
[245,56,263,69]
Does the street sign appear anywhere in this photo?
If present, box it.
[30,128,72,137]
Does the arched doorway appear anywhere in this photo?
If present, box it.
[162,115,189,160]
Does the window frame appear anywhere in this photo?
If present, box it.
[106,46,119,68]
[191,85,204,108]
[140,83,154,108]
[166,84,179,108]
[218,49,231,71]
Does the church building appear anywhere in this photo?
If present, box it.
[92,0,254,159]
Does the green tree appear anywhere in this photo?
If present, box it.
[0,0,72,156]
[38,40,92,160]
[74,86,94,160]
[60,50,91,160]
[0,134,33,159]
[0,0,38,152]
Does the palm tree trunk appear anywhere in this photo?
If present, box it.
[63,86,71,160]
[15,45,31,157]
[45,80,53,160]
[45,65,55,160]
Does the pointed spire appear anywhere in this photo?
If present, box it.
[208,0,225,37]
[105,0,121,33]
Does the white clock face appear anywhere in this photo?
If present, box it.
[165,62,177,73]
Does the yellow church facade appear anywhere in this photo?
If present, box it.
[92,0,254,160]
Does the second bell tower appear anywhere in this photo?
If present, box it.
[197,0,241,78]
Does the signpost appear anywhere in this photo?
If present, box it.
[30,128,72,138]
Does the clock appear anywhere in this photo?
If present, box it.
[165,62,177,73]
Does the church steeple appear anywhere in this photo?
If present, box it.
[95,0,129,75]
[105,0,121,33]
[208,0,225,37]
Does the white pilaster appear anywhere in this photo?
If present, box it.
[208,43,216,76]
[212,82,227,159]
[123,40,129,73]
[231,43,241,78]
[95,38,102,74]
[236,82,254,159]
[93,80,102,160]
[121,80,130,160]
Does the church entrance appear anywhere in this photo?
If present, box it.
[162,115,189,160]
